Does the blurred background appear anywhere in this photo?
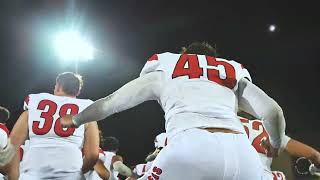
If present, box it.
[0,1,319,179]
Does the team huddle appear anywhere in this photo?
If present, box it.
[0,42,319,179]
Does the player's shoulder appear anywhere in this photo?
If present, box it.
[147,52,179,61]
[223,58,252,82]
[27,92,52,99]
[24,93,52,107]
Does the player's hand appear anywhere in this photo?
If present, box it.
[261,138,280,158]
[60,115,78,128]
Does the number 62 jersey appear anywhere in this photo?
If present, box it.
[22,93,93,177]
[140,52,252,137]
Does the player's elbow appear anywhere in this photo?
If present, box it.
[264,98,284,121]
[84,150,99,168]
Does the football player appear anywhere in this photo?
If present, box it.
[240,118,320,180]
[0,106,19,180]
[130,133,167,179]
[102,136,132,180]
[84,147,109,180]
[7,72,100,179]
[61,42,286,179]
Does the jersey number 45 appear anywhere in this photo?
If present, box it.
[32,99,79,137]
[172,54,237,89]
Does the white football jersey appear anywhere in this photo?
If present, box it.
[140,53,251,137]
[84,148,106,180]
[240,118,290,171]
[0,123,9,149]
[22,93,93,178]
[134,161,153,177]
[154,133,167,148]
[103,151,119,180]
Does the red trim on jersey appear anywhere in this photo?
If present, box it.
[142,164,147,173]
[19,147,24,161]
[147,54,159,62]
[25,95,30,105]
[0,123,9,136]
[99,148,105,155]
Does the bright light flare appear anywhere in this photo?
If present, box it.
[53,31,94,61]
[268,24,276,32]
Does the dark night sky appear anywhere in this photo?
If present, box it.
[0,0,319,168]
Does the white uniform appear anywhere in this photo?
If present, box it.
[154,133,167,148]
[138,53,264,180]
[20,93,93,180]
[134,161,153,177]
[84,148,106,180]
[0,124,9,180]
[0,123,9,150]
[19,140,30,176]
[240,118,290,180]
[72,52,285,179]
[103,151,119,180]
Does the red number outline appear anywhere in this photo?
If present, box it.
[32,100,79,137]
[32,100,57,135]
[172,54,237,89]
[251,121,269,154]
[172,54,203,79]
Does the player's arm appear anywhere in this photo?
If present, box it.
[0,111,29,179]
[112,155,133,177]
[61,71,164,128]
[94,159,110,180]
[82,121,99,173]
[237,78,286,155]
[1,111,29,166]
[285,138,320,166]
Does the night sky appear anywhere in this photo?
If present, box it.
[0,0,319,177]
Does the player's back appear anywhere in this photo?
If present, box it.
[141,53,251,136]
[22,93,93,178]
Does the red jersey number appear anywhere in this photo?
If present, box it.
[242,120,269,155]
[172,54,237,89]
[32,100,79,137]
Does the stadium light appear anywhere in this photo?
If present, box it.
[53,31,94,72]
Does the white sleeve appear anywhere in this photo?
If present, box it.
[73,71,164,126]
[280,135,291,151]
[237,78,286,149]
[23,95,30,110]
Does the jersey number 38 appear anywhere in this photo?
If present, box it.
[32,99,79,137]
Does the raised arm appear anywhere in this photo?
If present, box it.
[237,78,286,151]
[61,71,164,128]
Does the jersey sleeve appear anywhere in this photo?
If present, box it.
[0,123,10,136]
[23,95,30,110]
[98,148,106,161]
[140,54,162,77]
[229,61,252,82]
[280,135,291,151]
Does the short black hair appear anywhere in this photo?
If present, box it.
[103,136,120,152]
[0,106,10,123]
[182,42,217,57]
[56,72,83,96]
